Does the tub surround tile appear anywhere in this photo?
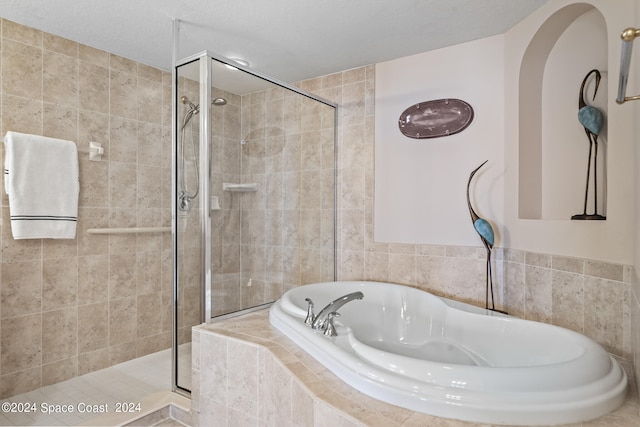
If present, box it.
[503,248,527,264]
[524,251,552,268]
[525,264,553,323]
[339,250,365,281]
[365,251,389,281]
[444,246,476,259]
[388,252,416,285]
[585,259,625,282]
[292,379,315,425]
[551,269,584,333]
[194,309,639,426]
[584,276,624,355]
[552,254,585,274]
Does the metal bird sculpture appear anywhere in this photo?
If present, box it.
[572,69,606,220]
[467,161,505,314]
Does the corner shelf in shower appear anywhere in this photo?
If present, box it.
[223,183,258,192]
[86,227,171,235]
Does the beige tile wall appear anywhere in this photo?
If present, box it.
[0,19,173,398]
[504,250,632,360]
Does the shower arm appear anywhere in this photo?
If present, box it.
[616,27,640,104]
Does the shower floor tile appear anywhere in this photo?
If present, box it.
[0,348,175,426]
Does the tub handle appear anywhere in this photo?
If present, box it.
[304,298,315,326]
[323,312,340,337]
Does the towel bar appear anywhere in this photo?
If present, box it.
[87,227,171,235]
[1,136,104,160]
[616,27,640,103]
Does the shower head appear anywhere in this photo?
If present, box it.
[180,95,226,113]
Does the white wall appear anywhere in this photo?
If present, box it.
[374,35,505,247]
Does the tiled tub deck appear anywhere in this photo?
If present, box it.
[192,309,639,427]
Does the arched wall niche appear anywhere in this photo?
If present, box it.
[518,3,608,220]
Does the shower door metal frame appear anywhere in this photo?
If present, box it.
[172,51,212,397]
[172,49,338,396]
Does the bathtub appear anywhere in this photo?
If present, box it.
[269,281,627,426]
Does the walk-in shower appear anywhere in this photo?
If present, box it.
[172,51,338,394]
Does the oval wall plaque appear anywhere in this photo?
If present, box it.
[398,98,474,139]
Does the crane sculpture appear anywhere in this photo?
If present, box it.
[572,69,606,220]
[466,161,506,314]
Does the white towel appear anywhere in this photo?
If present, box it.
[3,131,79,239]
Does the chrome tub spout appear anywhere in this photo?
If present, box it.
[310,291,364,331]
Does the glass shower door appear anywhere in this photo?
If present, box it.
[173,52,337,394]
[208,56,337,319]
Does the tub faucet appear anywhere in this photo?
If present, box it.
[308,291,364,331]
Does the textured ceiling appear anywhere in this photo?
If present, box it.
[0,0,547,83]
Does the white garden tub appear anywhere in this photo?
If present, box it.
[269,281,627,425]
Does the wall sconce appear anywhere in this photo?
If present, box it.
[616,27,640,104]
